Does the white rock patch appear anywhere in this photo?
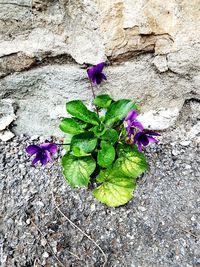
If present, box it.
[138,107,180,130]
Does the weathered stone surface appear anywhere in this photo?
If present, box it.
[138,107,180,131]
[0,53,36,77]
[0,0,200,135]
[0,0,105,65]
[0,130,15,141]
[152,55,168,73]
[187,122,200,140]
[0,0,200,65]
[97,0,200,61]
[0,55,199,136]
[0,99,16,131]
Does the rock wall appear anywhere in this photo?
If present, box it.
[0,0,200,138]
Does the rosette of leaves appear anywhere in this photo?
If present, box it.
[59,95,148,207]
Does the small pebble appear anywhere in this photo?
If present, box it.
[42,252,49,258]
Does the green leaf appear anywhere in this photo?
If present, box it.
[105,99,138,125]
[97,141,115,168]
[95,168,112,183]
[100,116,105,123]
[90,124,106,138]
[71,132,97,155]
[72,147,91,157]
[101,129,119,145]
[59,118,85,134]
[93,169,135,207]
[73,118,88,129]
[115,144,148,178]
[66,100,99,125]
[62,154,96,187]
[93,94,113,108]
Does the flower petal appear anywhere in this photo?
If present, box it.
[126,127,132,138]
[95,62,105,73]
[46,143,57,154]
[101,73,107,81]
[147,136,158,143]
[126,110,137,121]
[87,67,95,82]
[141,135,149,146]
[40,142,57,152]
[132,121,144,131]
[40,151,52,165]
[40,143,50,149]
[26,145,40,155]
[40,142,57,153]
[134,132,141,144]
[137,142,142,152]
[32,154,40,165]
[95,74,103,85]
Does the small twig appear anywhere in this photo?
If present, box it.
[52,193,107,267]
[178,227,199,239]
[31,219,82,266]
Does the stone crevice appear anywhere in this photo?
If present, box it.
[0,52,77,79]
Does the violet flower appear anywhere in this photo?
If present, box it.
[134,130,160,152]
[87,62,107,85]
[125,109,144,138]
[26,142,57,165]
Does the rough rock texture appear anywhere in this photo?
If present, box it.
[1,101,200,266]
[98,0,200,61]
[0,0,105,66]
[1,0,199,64]
[0,54,199,136]
[0,0,200,135]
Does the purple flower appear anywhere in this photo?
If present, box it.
[26,142,57,165]
[125,109,144,137]
[134,130,160,152]
[87,62,107,85]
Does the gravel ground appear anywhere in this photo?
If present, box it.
[1,100,200,267]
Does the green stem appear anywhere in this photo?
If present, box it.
[55,143,70,145]
[89,81,99,117]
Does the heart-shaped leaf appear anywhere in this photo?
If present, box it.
[101,129,119,145]
[93,169,135,207]
[71,132,97,156]
[93,94,113,108]
[105,99,138,125]
[66,100,99,125]
[90,124,106,138]
[72,147,91,157]
[97,141,115,168]
[59,118,85,134]
[115,144,148,178]
[62,154,96,187]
